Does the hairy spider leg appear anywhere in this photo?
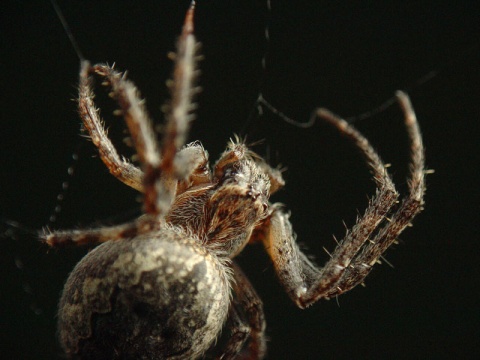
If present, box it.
[330,91,426,296]
[155,3,200,216]
[43,61,157,247]
[257,94,424,308]
[44,3,201,247]
[45,220,143,247]
[80,63,210,196]
[78,61,144,192]
[85,4,199,217]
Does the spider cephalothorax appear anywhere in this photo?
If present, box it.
[168,140,272,258]
[44,3,425,359]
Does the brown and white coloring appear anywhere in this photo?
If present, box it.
[43,2,427,359]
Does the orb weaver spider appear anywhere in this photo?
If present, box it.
[44,2,425,359]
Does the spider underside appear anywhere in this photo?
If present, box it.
[44,4,426,360]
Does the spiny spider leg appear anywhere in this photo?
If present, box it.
[44,4,200,247]
[83,3,198,216]
[155,3,200,215]
[81,58,209,196]
[258,94,423,308]
[45,218,142,247]
[218,263,267,360]
[78,61,144,192]
[312,104,400,286]
[89,63,159,174]
[330,91,426,295]
[43,61,159,247]
[88,62,162,215]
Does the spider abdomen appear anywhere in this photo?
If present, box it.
[58,228,231,359]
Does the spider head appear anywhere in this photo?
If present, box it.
[213,141,271,205]
[204,141,271,257]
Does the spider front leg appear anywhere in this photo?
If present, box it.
[44,4,202,248]
[86,4,199,217]
[79,60,209,198]
[78,61,144,192]
[259,92,424,308]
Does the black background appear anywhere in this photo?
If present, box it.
[1,1,479,359]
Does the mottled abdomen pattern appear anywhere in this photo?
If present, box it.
[58,228,231,359]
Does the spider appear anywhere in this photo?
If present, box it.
[43,2,425,359]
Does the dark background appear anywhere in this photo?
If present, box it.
[1,1,479,359]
